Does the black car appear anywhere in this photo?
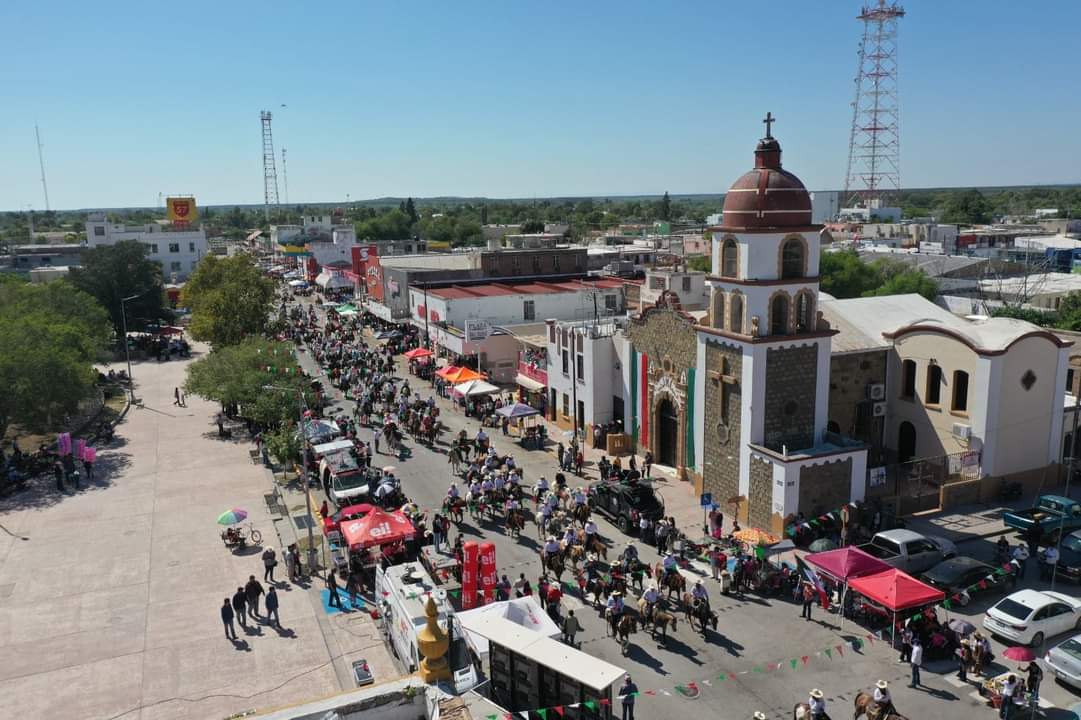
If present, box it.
[920,556,1016,605]
[1054,530,1081,582]
[587,479,665,534]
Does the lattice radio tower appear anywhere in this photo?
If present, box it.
[260,111,280,221]
[843,1,905,209]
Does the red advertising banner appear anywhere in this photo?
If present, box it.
[479,542,497,605]
[461,541,479,610]
[352,245,384,302]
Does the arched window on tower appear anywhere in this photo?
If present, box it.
[722,239,738,278]
[729,293,743,333]
[770,294,789,335]
[781,237,805,279]
[711,290,725,330]
[795,292,814,333]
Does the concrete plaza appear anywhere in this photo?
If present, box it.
[0,349,393,720]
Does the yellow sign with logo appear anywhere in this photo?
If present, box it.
[166,197,198,223]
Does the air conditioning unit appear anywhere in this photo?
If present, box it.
[872,401,887,417]
[952,423,972,441]
[866,383,886,401]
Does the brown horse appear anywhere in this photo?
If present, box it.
[545,554,566,582]
[659,569,685,599]
[576,531,608,560]
[854,693,908,720]
[572,503,591,526]
[506,509,524,538]
[615,614,637,654]
[650,609,677,641]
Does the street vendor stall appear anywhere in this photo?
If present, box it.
[337,507,416,577]
[802,546,894,628]
[453,379,500,397]
[496,402,544,447]
[403,347,434,360]
[848,567,945,641]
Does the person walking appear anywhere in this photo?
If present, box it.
[346,570,361,608]
[265,586,280,628]
[245,575,265,618]
[1012,544,1030,578]
[82,455,94,482]
[221,598,237,640]
[801,581,815,620]
[909,635,923,688]
[643,451,653,479]
[898,626,913,663]
[1000,674,1019,719]
[174,387,181,406]
[232,586,248,627]
[327,570,343,609]
[262,547,278,583]
[620,675,639,720]
[53,460,65,492]
[562,609,581,647]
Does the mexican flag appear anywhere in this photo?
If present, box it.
[629,350,649,447]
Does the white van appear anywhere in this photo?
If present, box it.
[376,563,479,693]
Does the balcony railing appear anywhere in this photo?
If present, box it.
[518,359,548,385]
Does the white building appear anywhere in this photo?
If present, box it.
[810,190,840,224]
[639,267,708,311]
[544,319,624,438]
[86,212,208,281]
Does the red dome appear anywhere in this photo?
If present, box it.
[718,137,813,232]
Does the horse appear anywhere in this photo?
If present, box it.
[650,609,677,641]
[659,568,686,599]
[576,531,608,560]
[545,554,566,582]
[636,597,660,624]
[572,503,591,526]
[506,508,524,538]
[854,693,908,720]
[442,497,465,525]
[585,576,611,609]
[615,614,637,655]
[687,596,718,634]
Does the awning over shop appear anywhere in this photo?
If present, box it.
[515,373,545,392]
[848,568,945,612]
[803,546,892,583]
[316,272,354,290]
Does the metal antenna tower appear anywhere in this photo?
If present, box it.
[843,1,905,209]
[35,123,50,211]
[281,147,289,206]
[260,111,280,221]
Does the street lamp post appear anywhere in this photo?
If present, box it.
[119,292,147,402]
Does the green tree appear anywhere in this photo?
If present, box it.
[687,255,711,272]
[0,278,111,439]
[480,204,489,224]
[184,337,314,429]
[819,250,881,299]
[520,219,545,233]
[405,198,418,225]
[69,239,167,340]
[992,305,1058,326]
[182,254,275,347]
[865,268,939,301]
[660,191,671,221]
[1056,292,1081,331]
[941,189,992,225]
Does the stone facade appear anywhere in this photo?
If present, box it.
[798,458,854,517]
[763,344,818,451]
[703,340,743,502]
[748,456,774,530]
[828,349,887,461]
[628,304,699,473]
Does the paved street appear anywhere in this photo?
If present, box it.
[297,301,1081,720]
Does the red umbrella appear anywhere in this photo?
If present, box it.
[1003,646,1036,662]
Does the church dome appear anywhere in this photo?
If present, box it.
[718,130,813,232]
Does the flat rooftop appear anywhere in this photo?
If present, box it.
[424,278,626,300]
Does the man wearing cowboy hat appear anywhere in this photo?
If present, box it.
[808,689,829,720]
[872,680,895,719]
[641,582,659,621]
[753,713,766,720]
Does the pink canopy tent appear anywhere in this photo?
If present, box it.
[848,568,945,613]
[340,508,415,549]
[803,546,891,583]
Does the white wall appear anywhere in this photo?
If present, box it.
[85,218,208,280]
[409,287,623,329]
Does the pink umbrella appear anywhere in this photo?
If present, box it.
[1002,646,1036,662]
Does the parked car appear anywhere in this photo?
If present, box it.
[1003,495,1081,543]
[319,451,370,504]
[1052,529,1081,583]
[857,529,957,575]
[587,479,665,534]
[983,589,1081,646]
[920,556,1016,605]
[322,503,374,536]
[1045,633,1081,690]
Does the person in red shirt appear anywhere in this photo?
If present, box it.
[546,582,563,620]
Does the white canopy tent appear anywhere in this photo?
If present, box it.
[453,379,501,397]
[315,272,354,290]
[456,597,560,655]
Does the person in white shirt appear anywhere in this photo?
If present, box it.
[446,483,460,499]
[543,537,561,567]
[1041,545,1060,581]
[691,580,709,607]
[535,476,549,500]
[662,552,678,576]
[872,680,895,717]
[909,636,924,688]
[562,527,577,547]
[1001,674,1019,717]
[584,519,599,547]
[573,488,587,506]
[808,689,827,719]
[641,583,659,620]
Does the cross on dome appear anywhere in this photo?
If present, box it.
[762,112,776,139]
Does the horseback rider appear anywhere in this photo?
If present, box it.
[642,582,659,620]
[872,680,895,719]
[562,526,578,548]
[808,689,830,720]
[691,579,710,611]
[542,536,562,568]
[539,500,554,535]
[535,476,549,501]
[606,590,625,619]
[572,486,587,508]
[584,518,599,548]
[619,543,638,573]
[662,551,678,579]
[446,482,460,500]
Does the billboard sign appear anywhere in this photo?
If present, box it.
[166,197,198,223]
[465,319,491,344]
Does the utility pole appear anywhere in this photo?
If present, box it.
[35,124,50,211]
[423,280,431,349]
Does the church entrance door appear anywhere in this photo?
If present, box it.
[657,398,679,467]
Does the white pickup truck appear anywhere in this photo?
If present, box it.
[858,529,957,575]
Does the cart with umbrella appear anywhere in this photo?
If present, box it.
[218,508,262,549]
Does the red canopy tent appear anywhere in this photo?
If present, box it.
[403,348,434,360]
[848,568,945,612]
[435,365,463,380]
[803,546,892,583]
[340,508,415,549]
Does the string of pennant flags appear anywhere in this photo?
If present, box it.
[784,501,860,537]
[477,633,882,720]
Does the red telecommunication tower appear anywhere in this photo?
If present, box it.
[843,1,905,210]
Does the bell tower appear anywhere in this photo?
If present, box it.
[695,115,866,532]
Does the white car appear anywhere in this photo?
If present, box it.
[1045,633,1081,690]
[983,589,1081,646]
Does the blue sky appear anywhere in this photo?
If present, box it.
[1,1,1078,210]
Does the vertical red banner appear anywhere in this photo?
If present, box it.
[461,541,479,610]
[479,542,497,605]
